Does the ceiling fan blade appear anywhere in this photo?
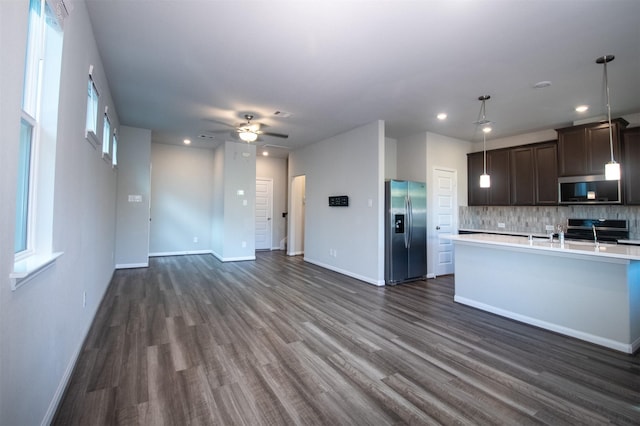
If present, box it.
[260,131,289,139]
[203,118,236,128]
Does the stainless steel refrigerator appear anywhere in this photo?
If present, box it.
[385,180,427,284]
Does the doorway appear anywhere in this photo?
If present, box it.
[431,167,457,276]
[255,178,273,250]
[288,175,306,256]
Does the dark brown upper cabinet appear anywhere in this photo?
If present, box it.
[467,149,510,206]
[623,127,640,205]
[557,119,628,177]
[509,142,558,205]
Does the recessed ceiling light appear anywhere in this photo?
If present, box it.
[183,139,191,145]
[575,105,589,113]
[533,80,552,89]
[437,113,447,120]
[262,150,269,156]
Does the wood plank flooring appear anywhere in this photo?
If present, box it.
[53,252,640,425]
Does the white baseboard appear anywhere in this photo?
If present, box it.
[211,251,256,262]
[426,273,436,279]
[115,262,148,269]
[287,251,304,256]
[303,257,385,286]
[149,250,212,257]
[454,295,635,354]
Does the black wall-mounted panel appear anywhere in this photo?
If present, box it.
[328,195,349,207]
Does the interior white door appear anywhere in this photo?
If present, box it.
[255,178,273,250]
[433,168,457,276]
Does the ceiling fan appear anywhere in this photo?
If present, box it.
[206,114,289,143]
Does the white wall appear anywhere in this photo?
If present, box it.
[115,126,151,267]
[0,2,120,424]
[149,143,214,255]
[385,137,397,180]
[256,156,288,249]
[289,121,385,285]
[396,132,427,182]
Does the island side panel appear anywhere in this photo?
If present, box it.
[629,261,640,351]
[453,241,634,353]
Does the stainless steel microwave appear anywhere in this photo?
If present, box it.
[558,175,622,204]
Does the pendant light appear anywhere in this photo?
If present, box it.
[596,54,620,181]
[476,95,492,188]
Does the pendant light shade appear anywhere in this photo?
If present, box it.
[597,54,620,181]
[477,95,492,188]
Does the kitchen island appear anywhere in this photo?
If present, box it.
[449,233,640,353]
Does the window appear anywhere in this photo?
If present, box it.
[85,73,99,146]
[112,130,118,167]
[15,119,33,253]
[102,109,111,158]
[12,0,66,289]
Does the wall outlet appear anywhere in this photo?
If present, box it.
[83,291,86,308]
[497,223,506,228]
[193,236,198,243]
[545,225,555,231]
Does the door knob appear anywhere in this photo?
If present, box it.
[436,226,441,230]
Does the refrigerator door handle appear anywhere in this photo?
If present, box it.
[407,196,413,248]
[404,196,409,248]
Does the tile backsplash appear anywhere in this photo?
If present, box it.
[459,205,640,240]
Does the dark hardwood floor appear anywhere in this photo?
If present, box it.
[53,251,640,425]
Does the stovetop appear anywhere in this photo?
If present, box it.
[564,218,628,242]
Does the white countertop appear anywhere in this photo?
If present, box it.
[449,233,640,261]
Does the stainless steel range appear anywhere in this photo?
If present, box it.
[564,218,628,242]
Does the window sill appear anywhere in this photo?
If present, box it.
[11,252,64,291]
[85,130,100,149]
[102,151,112,163]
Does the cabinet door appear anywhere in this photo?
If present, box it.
[467,152,488,205]
[534,143,558,205]
[558,127,587,176]
[587,123,622,175]
[623,128,640,204]
[557,120,625,177]
[510,147,535,205]
[488,149,510,205]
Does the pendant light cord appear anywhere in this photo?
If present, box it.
[603,60,615,163]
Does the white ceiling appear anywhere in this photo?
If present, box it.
[85,0,640,154]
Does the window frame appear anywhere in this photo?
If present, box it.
[102,107,111,160]
[12,0,67,289]
[85,71,100,148]
[111,128,118,168]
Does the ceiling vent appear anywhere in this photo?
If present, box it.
[273,110,292,118]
